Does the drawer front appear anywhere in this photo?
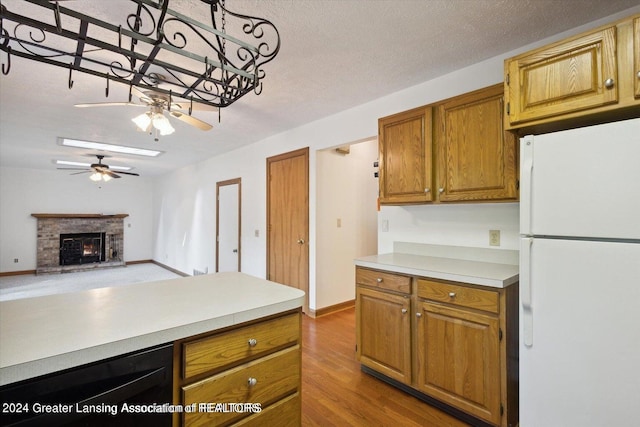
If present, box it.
[417,279,499,314]
[183,346,300,427]
[356,267,411,294]
[183,313,300,379]
[232,392,300,427]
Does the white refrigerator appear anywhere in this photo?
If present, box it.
[519,118,640,427]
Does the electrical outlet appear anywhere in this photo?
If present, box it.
[489,230,501,247]
[14,258,19,263]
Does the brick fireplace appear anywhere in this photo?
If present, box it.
[32,213,128,274]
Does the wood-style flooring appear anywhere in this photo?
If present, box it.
[301,308,469,427]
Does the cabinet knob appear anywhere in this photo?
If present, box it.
[416,312,422,318]
[424,188,430,193]
[376,278,383,283]
[439,188,445,194]
[401,308,407,314]
[637,71,640,79]
[449,292,456,298]
[247,377,258,387]
[248,338,257,347]
[604,78,615,89]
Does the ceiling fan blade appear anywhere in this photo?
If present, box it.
[74,102,145,108]
[115,171,140,176]
[70,171,92,175]
[57,167,90,171]
[103,170,121,179]
[169,111,213,131]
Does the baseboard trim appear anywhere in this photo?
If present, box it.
[150,260,189,277]
[0,269,36,277]
[125,259,153,265]
[308,300,355,318]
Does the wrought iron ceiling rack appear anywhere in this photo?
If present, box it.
[0,0,281,110]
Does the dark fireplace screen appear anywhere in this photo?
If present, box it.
[59,232,106,265]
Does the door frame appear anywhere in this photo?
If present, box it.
[266,147,309,313]
[216,178,241,272]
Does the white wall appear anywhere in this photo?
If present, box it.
[316,140,378,309]
[0,167,154,272]
[149,7,640,310]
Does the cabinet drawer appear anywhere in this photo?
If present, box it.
[356,267,411,294]
[183,346,300,427]
[232,392,300,426]
[417,279,499,314]
[183,313,300,379]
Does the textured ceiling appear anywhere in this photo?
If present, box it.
[1,0,639,176]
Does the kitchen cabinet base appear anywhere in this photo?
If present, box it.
[361,365,498,427]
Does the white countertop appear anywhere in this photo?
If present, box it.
[0,272,305,386]
[355,252,519,288]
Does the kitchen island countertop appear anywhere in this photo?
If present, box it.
[0,272,305,386]
[355,252,519,288]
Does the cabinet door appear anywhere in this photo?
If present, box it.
[505,25,618,126]
[436,84,518,202]
[356,286,411,384]
[416,301,501,425]
[378,106,433,204]
[634,17,640,99]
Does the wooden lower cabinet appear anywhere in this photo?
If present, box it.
[356,286,411,384]
[173,310,302,427]
[356,267,518,427]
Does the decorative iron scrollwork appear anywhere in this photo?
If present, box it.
[0,0,281,109]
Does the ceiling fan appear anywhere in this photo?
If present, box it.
[58,155,140,181]
[75,87,213,135]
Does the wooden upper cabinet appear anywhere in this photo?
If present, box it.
[634,17,640,99]
[435,84,518,202]
[506,25,618,126]
[378,106,433,204]
[505,13,640,131]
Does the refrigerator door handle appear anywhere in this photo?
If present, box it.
[520,136,534,235]
[521,237,534,346]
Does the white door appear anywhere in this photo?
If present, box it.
[520,118,640,239]
[216,179,240,272]
[519,237,640,427]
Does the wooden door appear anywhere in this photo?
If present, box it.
[436,84,518,202]
[378,106,433,204]
[416,300,501,425]
[267,148,309,312]
[356,286,411,384]
[216,178,241,272]
[634,17,640,99]
[505,25,618,126]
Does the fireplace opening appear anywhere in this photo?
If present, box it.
[60,232,106,266]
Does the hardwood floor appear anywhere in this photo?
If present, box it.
[301,308,469,427]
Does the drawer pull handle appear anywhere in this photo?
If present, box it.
[248,338,257,347]
[376,278,383,283]
[416,312,422,318]
[401,308,407,314]
[449,292,456,298]
[247,377,258,387]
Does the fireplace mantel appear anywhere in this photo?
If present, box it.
[31,213,129,219]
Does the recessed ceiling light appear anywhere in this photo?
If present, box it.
[58,138,163,157]
[55,160,132,171]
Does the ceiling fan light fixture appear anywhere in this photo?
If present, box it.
[152,113,175,136]
[132,112,152,133]
[90,172,103,182]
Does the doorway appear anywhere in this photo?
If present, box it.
[216,178,241,272]
[266,147,309,312]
